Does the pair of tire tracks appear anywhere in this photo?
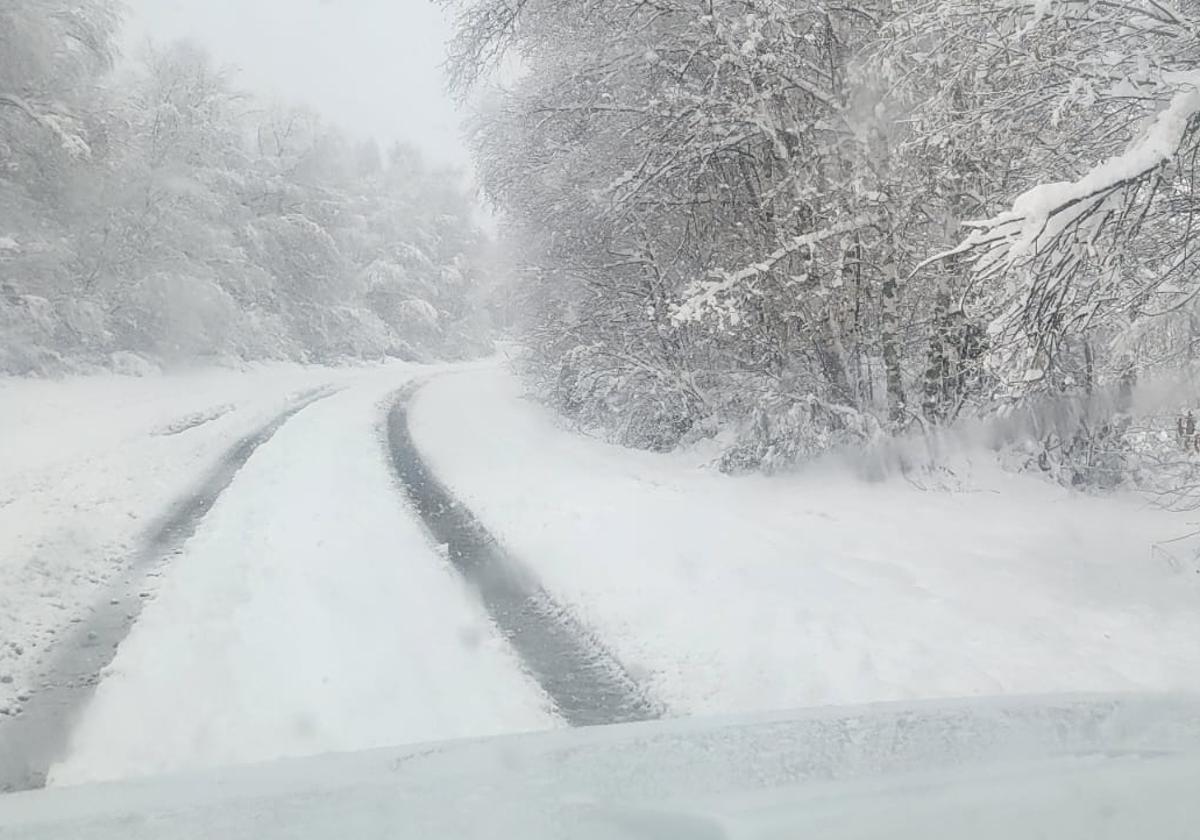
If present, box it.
[0,377,662,794]
[0,386,338,793]
[385,381,664,728]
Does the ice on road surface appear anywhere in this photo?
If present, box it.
[49,375,555,786]
[408,367,1200,716]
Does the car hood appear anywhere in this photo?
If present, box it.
[2,694,1199,839]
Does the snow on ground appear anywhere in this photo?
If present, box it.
[0,363,385,716]
[408,366,1200,717]
[49,375,555,786]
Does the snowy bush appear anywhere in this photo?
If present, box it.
[109,350,160,377]
[720,396,884,475]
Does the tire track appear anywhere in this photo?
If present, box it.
[153,404,237,437]
[386,381,664,728]
[0,386,339,794]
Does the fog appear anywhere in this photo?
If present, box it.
[121,0,468,166]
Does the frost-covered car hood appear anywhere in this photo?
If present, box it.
[2,694,1199,840]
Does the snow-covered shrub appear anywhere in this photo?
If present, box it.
[719,395,883,475]
[109,350,160,377]
[535,343,704,452]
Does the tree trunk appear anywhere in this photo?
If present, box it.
[881,239,905,425]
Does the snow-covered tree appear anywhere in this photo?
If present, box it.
[444,0,1200,483]
[0,0,120,161]
[0,28,494,372]
[447,0,928,462]
[886,0,1200,394]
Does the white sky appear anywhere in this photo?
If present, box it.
[120,0,469,167]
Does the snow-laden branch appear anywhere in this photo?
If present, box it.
[672,214,877,324]
[0,93,92,159]
[953,71,1200,277]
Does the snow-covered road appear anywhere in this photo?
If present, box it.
[6,360,1200,793]
[47,373,555,786]
[0,364,370,719]
[1,383,339,791]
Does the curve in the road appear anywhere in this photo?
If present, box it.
[0,386,339,794]
[386,381,665,728]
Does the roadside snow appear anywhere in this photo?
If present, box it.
[49,377,555,786]
[0,364,374,716]
[408,366,1200,717]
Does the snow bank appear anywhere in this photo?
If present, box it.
[49,376,555,786]
[408,366,1200,717]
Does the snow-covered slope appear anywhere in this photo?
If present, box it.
[48,376,556,786]
[408,366,1200,716]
